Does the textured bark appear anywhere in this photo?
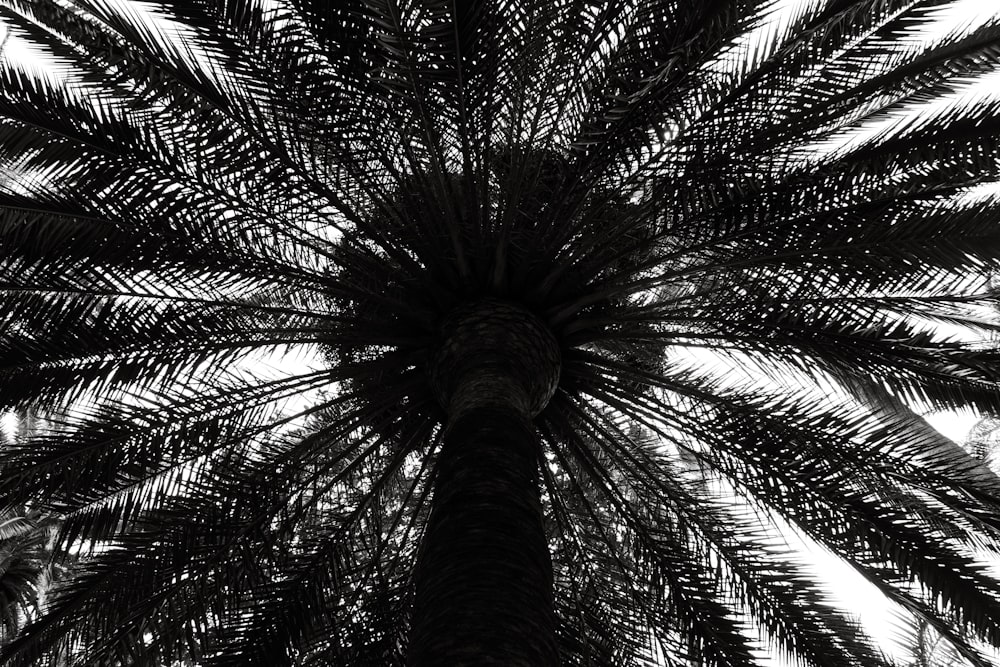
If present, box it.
[410,300,561,666]
[408,402,558,666]
[427,298,560,419]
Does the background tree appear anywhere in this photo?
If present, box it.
[893,615,970,667]
[1,1,1000,665]
[893,383,1000,667]
[0,508,61,646]
[0,411,68,661]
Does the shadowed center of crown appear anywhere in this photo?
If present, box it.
[427,299,561,419]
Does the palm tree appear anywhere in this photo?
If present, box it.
[1,0,1000,664]
[893,615,970,667]
[0,509,62,647]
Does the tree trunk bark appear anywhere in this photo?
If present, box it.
[408,390,558,666]
[409,300,560,665]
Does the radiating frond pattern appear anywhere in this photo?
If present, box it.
[1,0,1000,665]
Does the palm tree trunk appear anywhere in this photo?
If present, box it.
[409,300,561,666]
[408,402,557,666]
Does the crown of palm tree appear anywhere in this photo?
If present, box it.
[2,0,1000,665]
